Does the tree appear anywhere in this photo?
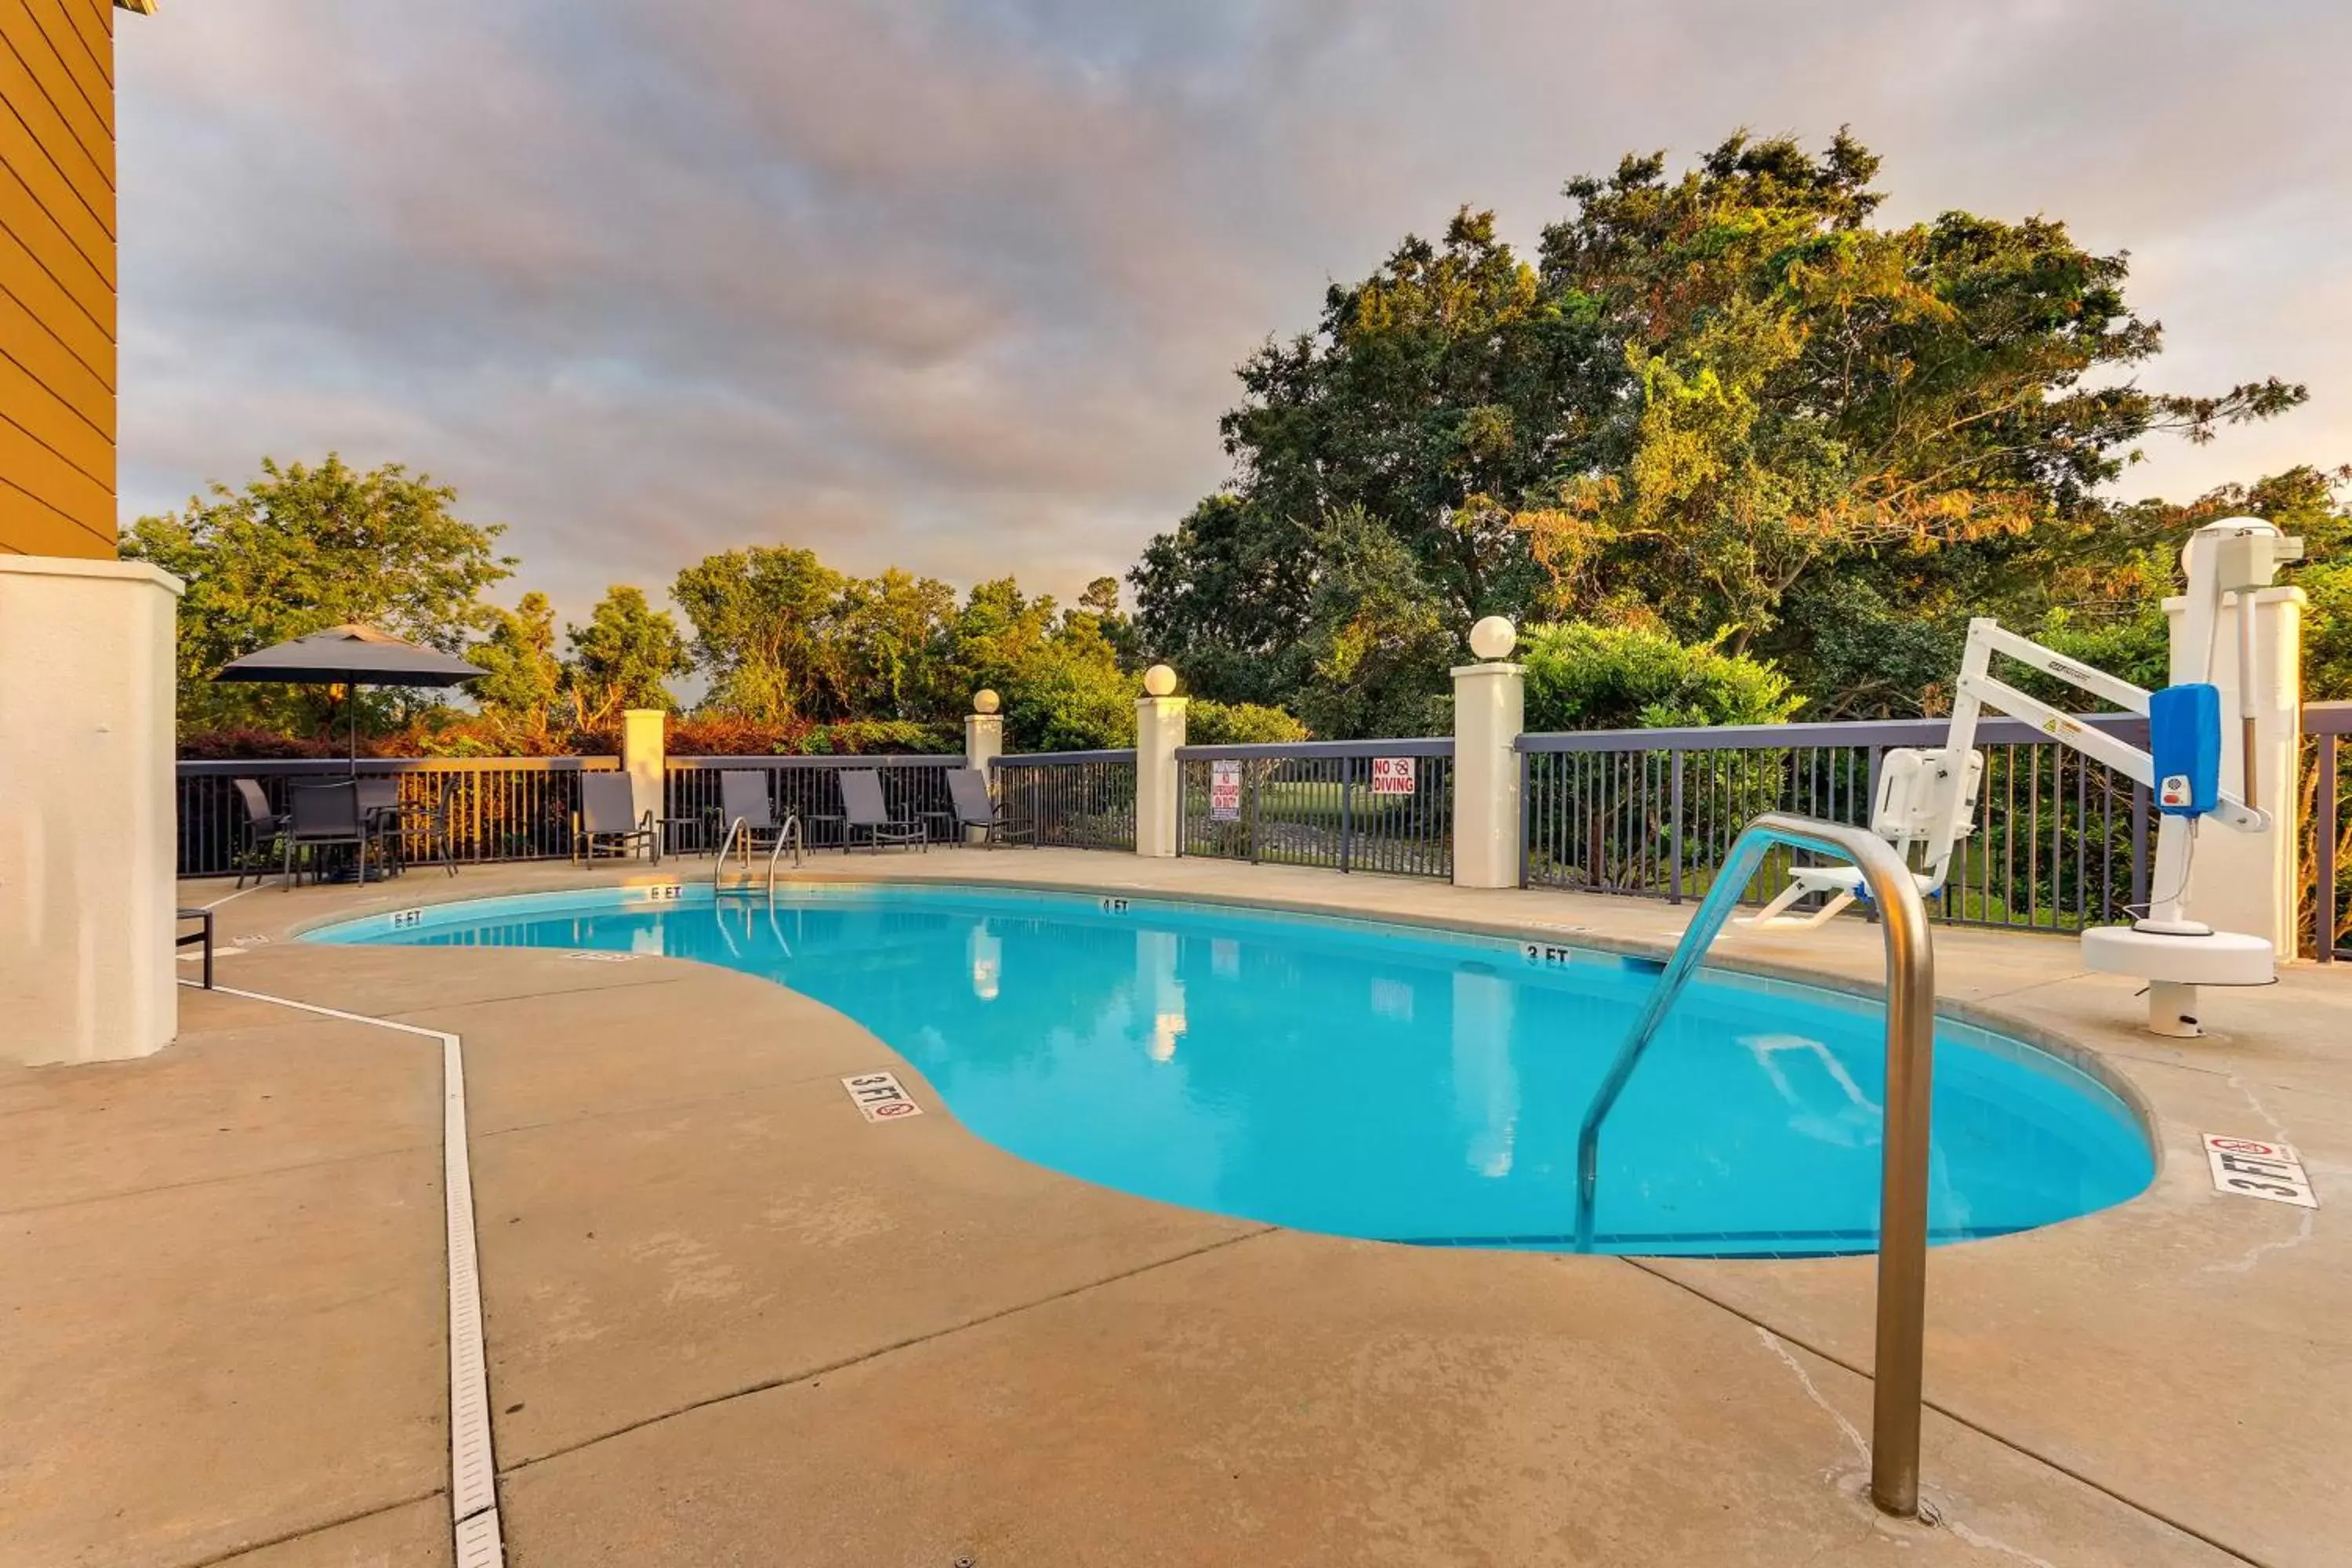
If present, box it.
[1000,621,1137,753]
[565,586,691,726]
[121,454,512,734]
[833,568,959,720]
[945,576,1061,699]
[1520,131,2302,652]
[671,546,845,724]
[1134,129,2309,720]
[466,591,564,746]
[1134,210,1619,698]
[1289,506,1460,740]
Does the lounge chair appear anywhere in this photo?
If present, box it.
[574,772,656,862]
[839,768,925,852]
[717,770,800,862]
[946,767,1033,848]
[230,778,287,889]
[282,781,386,887]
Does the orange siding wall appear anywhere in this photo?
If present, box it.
[0,0,114,558]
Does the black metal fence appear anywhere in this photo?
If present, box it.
[2308,702,2351,963]
[991,750,1137,849]
[1519,716,2155,933]
[662,756,966,852]
[175,757,619,877]
[1177,739,1454,878]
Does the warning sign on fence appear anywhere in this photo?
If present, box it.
[1210,760,1243,821]
[1370,757,1416,795]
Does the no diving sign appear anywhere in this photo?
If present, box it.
[842,1071,924,1123]
[2202,1133,2318,1208]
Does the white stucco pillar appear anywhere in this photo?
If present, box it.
[2164,583,2304,950]
[1451,659,1525,889]
[620,708,665,832]
[1134,688,1187,859]
[963,710,1004,775]
[0,557,185,1065]
[964,691,1004,844]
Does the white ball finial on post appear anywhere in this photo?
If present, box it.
[1453,620,1526,889]
[1136,665,1186,856]
[964,691,1005,842]
[1468,615,1517,662]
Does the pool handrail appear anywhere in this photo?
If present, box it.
[1572,811,1935,1520]
[713,811,804,896]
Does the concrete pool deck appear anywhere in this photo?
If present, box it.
[4,850,2345,1566]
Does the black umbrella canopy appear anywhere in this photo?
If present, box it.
[215,624,485,770]
[216,623,485,688]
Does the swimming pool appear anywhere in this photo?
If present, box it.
[314,884,2154,1257]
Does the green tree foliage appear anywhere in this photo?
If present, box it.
[564,586,693,726]
[1519,621,1804,731]
[1187,699,1308,746]
[1288,506,1460,739]
[671,546,846,724]
[1000,621,1137,753]
[122,454,513,735]
[832,568,960,720]
[465,591,564,747]
[1134,128,2310,723]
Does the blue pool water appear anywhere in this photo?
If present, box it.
[314,885,2154,1257]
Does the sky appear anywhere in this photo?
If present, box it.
[117,0,2352,626]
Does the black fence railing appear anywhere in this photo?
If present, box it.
[1518,716,2153,933]
[2307,702,2350,963]
[661,755,966,852]
[1177,739,1454,879]
[990,750,1136,850]
[175,757,619,877]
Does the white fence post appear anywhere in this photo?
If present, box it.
[621,710,666,834]
[965,691,1004,844]
[1452,618,1525,890]
[1135,664,1186,858]
[2165,578,2305,952]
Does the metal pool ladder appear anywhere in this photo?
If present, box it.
[1573,811,1936,1519]
[713,812,804,898]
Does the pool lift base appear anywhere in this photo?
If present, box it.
[2081,922,2274,1039]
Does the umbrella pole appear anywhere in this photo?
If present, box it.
[348,682,359,776]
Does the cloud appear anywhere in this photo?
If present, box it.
[117,0,2352,625]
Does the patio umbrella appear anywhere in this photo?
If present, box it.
[215,623,485,772]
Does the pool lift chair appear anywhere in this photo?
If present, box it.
[1747,517,2303,1038]
[1737,748,1984,931]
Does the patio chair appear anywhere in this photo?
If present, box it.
[717,771,799,861]
[282,782,385,888]
[946,767,1033,848]
[401,775,462,877]
[356,776,405,875]
[839,768,926,853]
[230,778,288,889]
[574,772,656,862]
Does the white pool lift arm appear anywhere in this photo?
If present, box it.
[1749,517,2303,1038]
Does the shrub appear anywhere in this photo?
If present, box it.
[1520,621,1803,732]
[1187,699,1308,746]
